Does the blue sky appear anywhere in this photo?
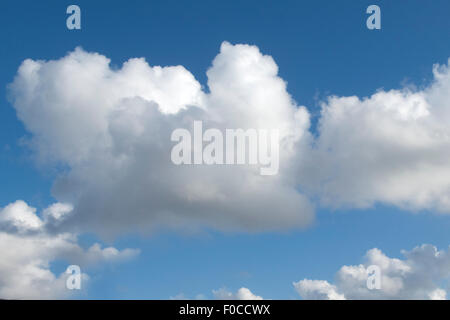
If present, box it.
[1,0,450,299]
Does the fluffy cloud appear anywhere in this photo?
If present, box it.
[0,200,139,299]
[294,244,450,300]
[9,42,313,236]
[299,60,450,212]
[293,280,345,300]
[213,287,263,300]
[170,287,262,300]
[8,42,450,236]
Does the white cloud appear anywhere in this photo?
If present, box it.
[0,200,43,233]
[170,288,262,300]
[293,280,345,300]
[213,287,263,300]
[6,42,450,300]
[43,202,73,224]
[8,42,314,237]
[170,293,189,300]
[0,200,139,299]
[9,43,450,238]
[299,59,450,212]
[294,244,450,300]
[170,293,207,300]
[428,288,447,300]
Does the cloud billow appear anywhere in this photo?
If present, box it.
[9,42,314,236]
[0,200,139,299]
[294,244,450,300]
[8,42,450,238]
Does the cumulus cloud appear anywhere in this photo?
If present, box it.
[8,42,313,236]
[0,200,139,299]
[293,280,345,300]
[299,60,450,212]
[294,244,450,300]
[213,287,263,300]
[170,287,262,300]
[7,42,450,236]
